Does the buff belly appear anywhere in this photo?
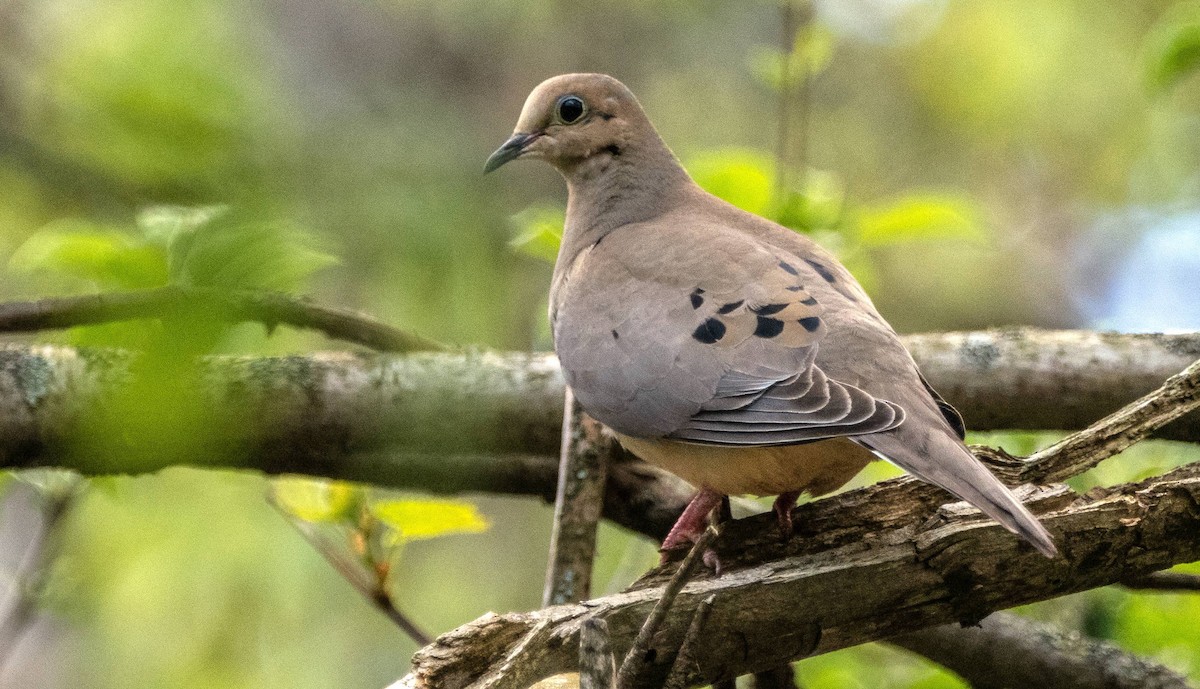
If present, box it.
[614,434,877,497]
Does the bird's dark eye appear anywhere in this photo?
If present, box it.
[556,96,586,124]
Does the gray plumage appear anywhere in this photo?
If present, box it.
[488,73,1056,558]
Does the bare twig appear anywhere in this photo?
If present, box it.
[1122,571,1200,592]
[616,526,719,689]
[0,286,445,352]
[267,492,432,647]
[1021,356,1200,483]
[543,389,613,606]
[662,595,716,689]
[773,0,798,202]
[972,354,1200,485]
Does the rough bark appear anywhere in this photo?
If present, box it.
[1,331,1198,477]
[392,464,1200,689]
[385,352,1200,689]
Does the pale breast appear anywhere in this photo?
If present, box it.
[614,434,877,497]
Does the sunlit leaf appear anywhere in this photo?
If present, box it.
[1145,3,1200,93]
[686,148,774,215]
[508,205,563,264]
[856,194,985,247]
[773,169,846,232]
[271,477,358,523]
[137,204,227,257]
[171,211,338,292]
[369,498,489,544]
[8,221,168,289]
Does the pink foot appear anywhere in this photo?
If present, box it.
[773,491,801,542]
[660,488,724,564]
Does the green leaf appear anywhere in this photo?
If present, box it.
[686,148,774,215]
[1145,3,1200,93]
[171,210,338,292]
[508,205,564,264]
[271,477,358,523]
[8,221,169,289]
[856,194,985,247]
[137,204,227,254]
[369,498,489,544]
[772,169,846,232]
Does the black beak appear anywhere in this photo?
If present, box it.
[484,132,539,173]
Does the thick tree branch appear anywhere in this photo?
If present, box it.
[1,331,1199,478]
[393,464,1200,689]
[0,335,1196,687]
[0,287,445,353]
[385,350,1200,688]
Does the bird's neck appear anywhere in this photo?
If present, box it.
[554,134,692,276]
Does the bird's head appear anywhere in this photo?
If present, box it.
[485,73,650,175]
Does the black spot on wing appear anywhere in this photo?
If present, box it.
[718,300,744,314]
[800,296,818,306]
[798,316,821,332]
[786,285,805,292]
[779,261,800,276]
[611,329,620,340]
[690,289,704,309]
[752,303,788,315]
[605,144,622,156]
[692,318,727,344]
[804,258,836,283]
[753,317,785,338]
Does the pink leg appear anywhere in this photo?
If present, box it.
[773,491,802,542]
[661,487,724,555]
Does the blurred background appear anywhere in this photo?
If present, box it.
[0,0,1199,687]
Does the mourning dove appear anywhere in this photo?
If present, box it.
[487,73,1056,560]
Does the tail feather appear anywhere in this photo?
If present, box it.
[859,429,1057,558]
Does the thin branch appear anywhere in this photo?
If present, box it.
[1122,571,1200,592]
[0,286,445,352]
[543,389,612,607]
[266,493,432,647]
[1019,355,1200,483]
[892,611,1191,689]
[662,595,716,689]
[773,0,798,202]
[616,526,719,689]
[374,589,435,647]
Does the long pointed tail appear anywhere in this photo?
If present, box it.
[860,429,1057,558]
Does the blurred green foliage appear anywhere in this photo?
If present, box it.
[1146,2,1200,92]
[0,0,1198,688]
